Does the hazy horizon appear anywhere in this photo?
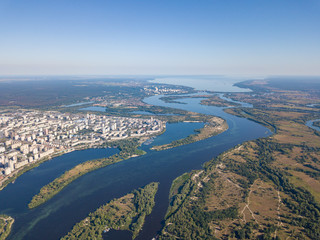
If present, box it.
[1,0,319,76]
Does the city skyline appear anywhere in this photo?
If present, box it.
[0,0,320,76]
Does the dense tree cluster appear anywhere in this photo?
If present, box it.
[160,138,320,239]
[0,215,14,240]
[62,182,158,240]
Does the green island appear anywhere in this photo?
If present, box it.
[160,94,241,107]
[201,94,241,107]
[61,182,159,240]
[159,96,188,104]
[0,215,14,240]
[152,117,228,151]
[28,139,146,209]
[158,79,320,240]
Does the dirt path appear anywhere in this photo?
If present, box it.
[240,189,259,225]
[274,190,283,239]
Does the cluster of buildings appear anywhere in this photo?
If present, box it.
[0,109,164,177]
[88,86,189,108]
[143,86,189,95]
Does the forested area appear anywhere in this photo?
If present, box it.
[159,138,320,239]
[0,215,14,240]
[226,139,320,239]
[61,182,159,240]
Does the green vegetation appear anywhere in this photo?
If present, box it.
[231,79,320,111]
[160,93,241,107]
[201,95,241,107]
[102,139,147,158]
[0,151,66,191]
[103,104,187,117]
[61,182,159,240]
[0,137,147,193]
[225,107,278,133]
[0,79,146,108]
[159,139,320,239]
[159,80,320,239]
[28,139,145,209]
[159,96,188,104]
[152,118,228,151]
[0,215,14,240]
[28,154,122,209]
[160,168,238,239]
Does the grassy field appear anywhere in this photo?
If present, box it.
[158,79,320,240]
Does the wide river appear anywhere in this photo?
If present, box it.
[0,94,271,240]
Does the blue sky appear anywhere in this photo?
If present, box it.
[0,0,319,75]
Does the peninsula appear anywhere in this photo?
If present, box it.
[0,215,14,240]
[151,116,228,151]
[28,139,145,209]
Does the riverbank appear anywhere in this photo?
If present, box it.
[61,182,159,240]
[0,143,117,193]
[0,148,75,192]
[151,117,228,151]
[0,122,166,194]
[0,215,14,240]
[28,139,145,209]
[0,85,272,240]
[157,79,320,239]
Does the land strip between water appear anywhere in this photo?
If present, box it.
[28,139,145,209]
[151,117,228,151]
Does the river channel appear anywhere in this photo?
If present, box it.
[0,94,271,240]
